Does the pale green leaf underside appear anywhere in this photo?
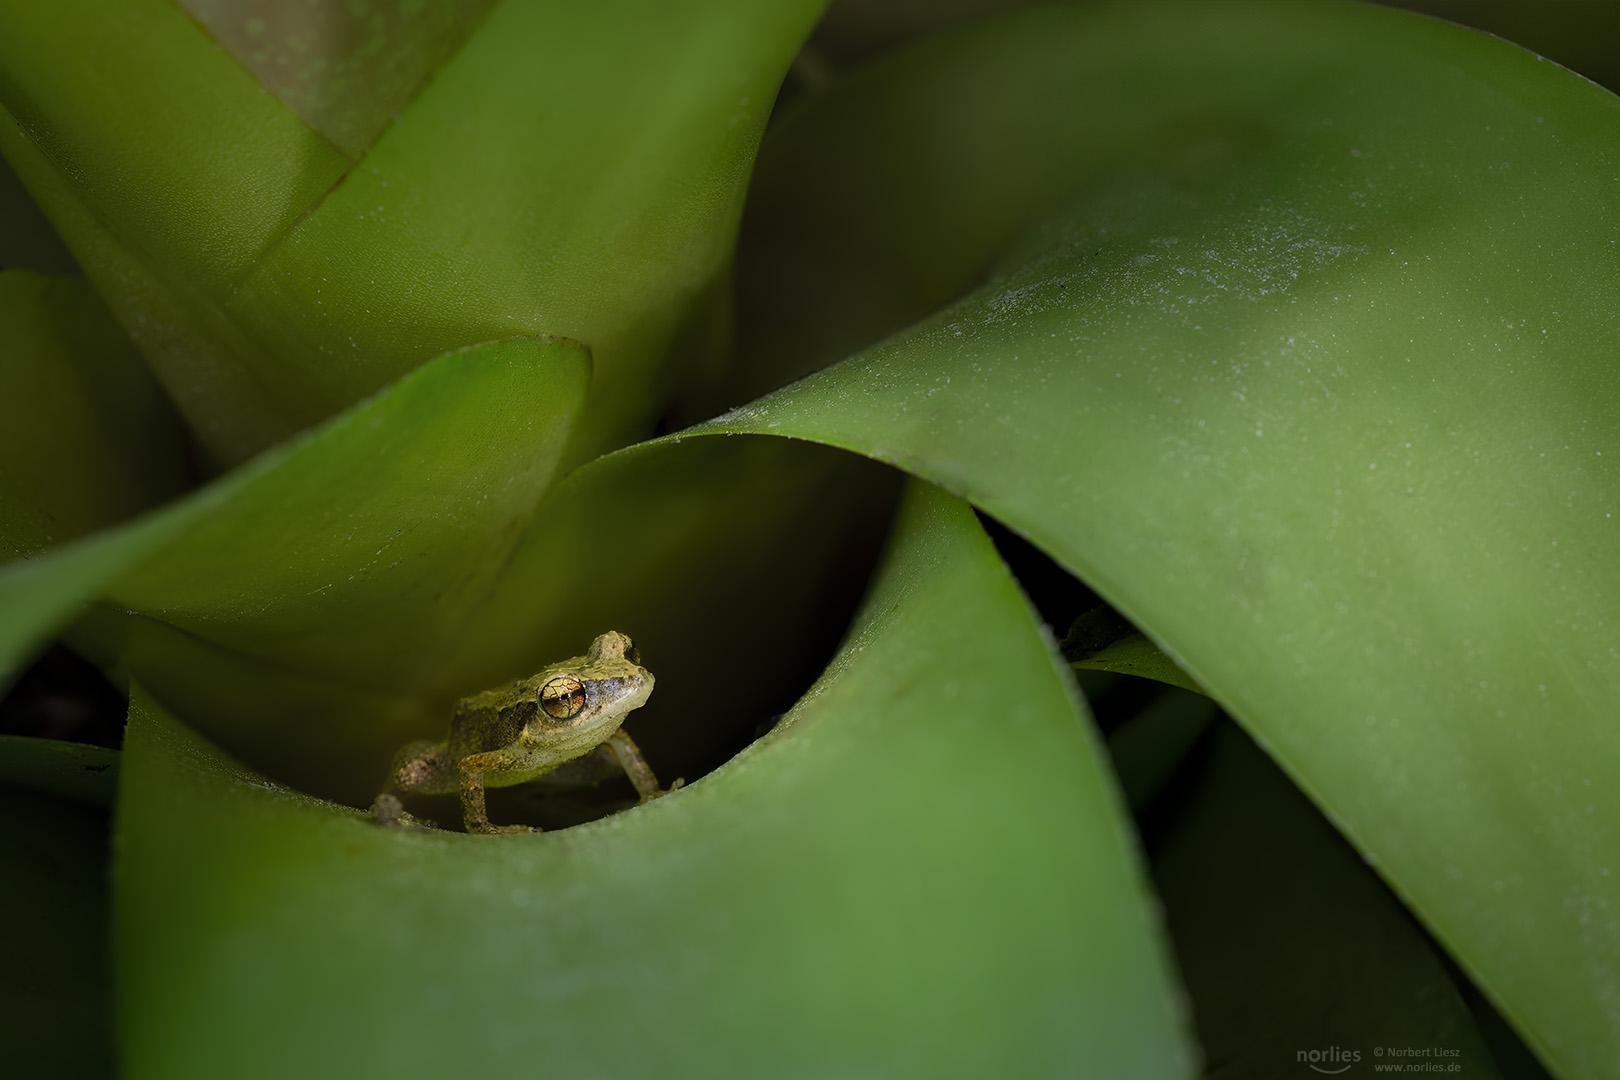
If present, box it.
[115,481,1190,1079]
[700,4,1620,1074]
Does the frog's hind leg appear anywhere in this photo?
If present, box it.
[371,740,456,828]
[385,740,458,795]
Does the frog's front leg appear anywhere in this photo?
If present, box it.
[458,750,538,834]
[608,730,682,803]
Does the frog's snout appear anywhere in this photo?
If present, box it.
[590,674,646,706]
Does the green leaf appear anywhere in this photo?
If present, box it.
[1,0,827,465]
[0,270,187,560]
[0,336,587,700]
[221,0,829,466]
[710,4,1620,1074]
[115,480,1190,1078]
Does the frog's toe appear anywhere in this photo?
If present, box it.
[371,796,440,831]
[371,793,405,826]
[641,778,686,803]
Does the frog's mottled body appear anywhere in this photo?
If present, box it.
[373,631,664,833]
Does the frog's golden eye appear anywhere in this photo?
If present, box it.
[539,676,585,720]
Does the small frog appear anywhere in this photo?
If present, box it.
[371,631,669,834]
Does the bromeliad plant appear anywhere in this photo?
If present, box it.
[2,1,1619,1076]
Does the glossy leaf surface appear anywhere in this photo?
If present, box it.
[115,482,1190,1079]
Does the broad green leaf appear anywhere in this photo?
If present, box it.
[0,270,187,560]
[115,481,1190,1079]
[1,0,827,465]
[710,4,1620,1074]
[0,337,587,700]
[0,785,111,1077]
[1151,721,1498,1077]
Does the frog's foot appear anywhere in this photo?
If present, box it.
[637,777,686,805]
[370,794,439,831]
[371,793,405,825]
[476,822,542,835]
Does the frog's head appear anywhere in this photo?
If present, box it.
[521,631,654,758]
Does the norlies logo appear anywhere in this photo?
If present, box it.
[1299,1046,1362,1074]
